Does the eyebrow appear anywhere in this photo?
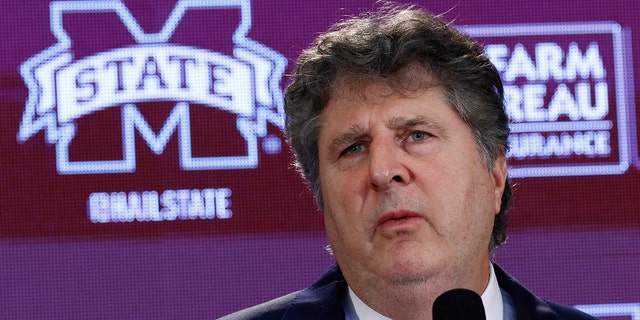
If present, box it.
[387,115,447,136]
[327,124,368,156]
[388,115,428,130]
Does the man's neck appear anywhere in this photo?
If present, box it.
[344,263,497,320]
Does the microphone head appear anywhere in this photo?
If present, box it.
[432,288,486,320]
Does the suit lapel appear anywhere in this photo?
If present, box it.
[281,264,347,320]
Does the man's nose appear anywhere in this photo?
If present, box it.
[368,140,410,190]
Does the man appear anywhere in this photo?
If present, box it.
[221,4,596,320]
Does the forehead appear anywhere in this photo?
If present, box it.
[317,83,480,164]
[325,76,453,121]
[319,83,460,137]
[319,69,465,143]
[330,66,441,102]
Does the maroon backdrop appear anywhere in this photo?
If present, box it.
[0,1,638,319]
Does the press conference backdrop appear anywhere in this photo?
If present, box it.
[0,0,638,319]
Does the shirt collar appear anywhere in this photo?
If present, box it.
[482,263,505,320]
[344,263,504,320]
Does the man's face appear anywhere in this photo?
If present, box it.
[317,84,507,292]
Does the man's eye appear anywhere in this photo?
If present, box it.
[342,143,364,156]
[408,131,429,142]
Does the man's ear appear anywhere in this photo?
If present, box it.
[491,155,508,214]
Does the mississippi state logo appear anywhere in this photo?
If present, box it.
[17,0,286,174]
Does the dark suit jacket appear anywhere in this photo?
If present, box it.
[219,264,596,320]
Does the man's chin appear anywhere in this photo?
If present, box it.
[380,259,439,287]
[389,272,432,287]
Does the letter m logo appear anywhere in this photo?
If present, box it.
[17,0,286,174]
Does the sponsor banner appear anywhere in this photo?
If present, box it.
[460,22,636,177]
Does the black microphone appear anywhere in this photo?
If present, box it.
[432,288,486,320]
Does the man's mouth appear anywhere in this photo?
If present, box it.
[376,210,425,236]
